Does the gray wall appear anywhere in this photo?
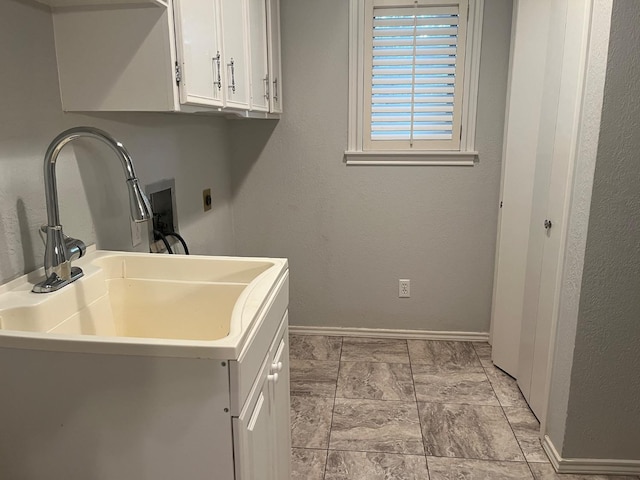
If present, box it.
[560,0,640,460]
[229,0,513,331]
[0,0,235,285]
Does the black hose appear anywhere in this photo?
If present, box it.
[165,232,190,255]
[153,229,173,254]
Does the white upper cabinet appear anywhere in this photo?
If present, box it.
[220,0,251,110]
[36,0,166,7]
[51,0,282,115]
[174,0,225,108]
[266,0,283,113]
[53,5,179,112]
[247,0,270,112]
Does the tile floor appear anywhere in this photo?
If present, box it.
[289,335,639,480]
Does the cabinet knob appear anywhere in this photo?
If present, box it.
[268,373,279,383]
[271,361,283,373]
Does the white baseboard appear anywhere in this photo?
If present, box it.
[542,435,640,475]
[288,325,489,342]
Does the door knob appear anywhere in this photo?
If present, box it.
[544,219,553,230]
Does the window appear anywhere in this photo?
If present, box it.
[347,0,483,165]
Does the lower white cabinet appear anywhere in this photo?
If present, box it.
[271,327,291,479]
[233,315,291,480]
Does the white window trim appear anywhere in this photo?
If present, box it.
[346,0,484,166]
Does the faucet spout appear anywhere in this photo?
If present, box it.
[33,126,152,294]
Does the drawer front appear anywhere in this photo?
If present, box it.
[229,271,289,415]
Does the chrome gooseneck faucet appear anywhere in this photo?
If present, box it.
[32,126,152,293]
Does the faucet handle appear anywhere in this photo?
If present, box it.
[40,225,86,261]
[65,236,86,262]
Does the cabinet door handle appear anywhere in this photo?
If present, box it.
[213,51,222,91]
[264,74,270,100]
[271,361,282,373]
[228,58,236,93]
[267,373,279,383]
[273,77,278,102]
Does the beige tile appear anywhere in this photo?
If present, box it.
[341,337,410,363]
[330,398,424,455]
[325,450,429,480]
[290,359,339,397]
[290,335,342,361]
[336,361,415,401]
[408,340,481,369]
[503,406,548,463]
[418,402,524,461]
[472,342,492,360]
[529,463,639,480]
[483,363,530,408]
[427,456,533,479]
[291,448,327,480]
[291,395,334,448]
[412,364,499,406]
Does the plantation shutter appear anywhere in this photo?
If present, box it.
[363,0,468,151]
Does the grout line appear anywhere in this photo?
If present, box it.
[500,402,530,464]
[407,342,428,463]
[425,453,534,464]
[323,336,343,480]
[477,344,535,478]
[334,396,420,403]
[325,448,431,458]
[425,454,432,480]
[333,360,412,364]
[321,448,329,480]
[322,447,533,464]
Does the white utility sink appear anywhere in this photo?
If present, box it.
[0,250,288,359]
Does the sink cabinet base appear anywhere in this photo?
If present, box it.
[0,347,234,479]
[0,254,291,480]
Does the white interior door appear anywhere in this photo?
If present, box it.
[490,0,553,377]
[518,0,594,419]
[517,0,569,407]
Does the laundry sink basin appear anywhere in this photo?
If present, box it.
[0,250,288,359]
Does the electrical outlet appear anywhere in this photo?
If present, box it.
[399,279,410,298]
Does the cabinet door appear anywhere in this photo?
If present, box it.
[266,0,283,113]
[270,325,291,480]
[220,0,251,109]
[174,0,225,107]
[247,0,269,111]
[233,380,275,480]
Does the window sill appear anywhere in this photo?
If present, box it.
[344,150,479,166]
